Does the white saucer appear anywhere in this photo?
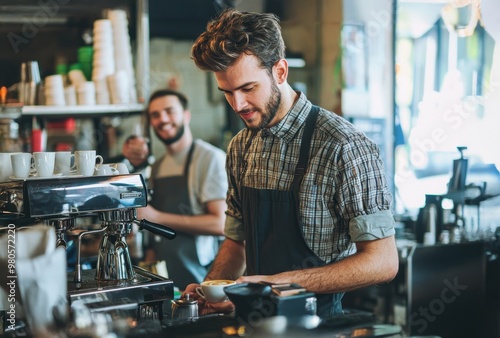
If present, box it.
[63,172,84,177]
[10,173,63,180]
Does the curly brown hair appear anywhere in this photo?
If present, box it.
[191,9,285,74]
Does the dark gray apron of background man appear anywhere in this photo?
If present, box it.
[149,142,207,290]
[241,106,342,318]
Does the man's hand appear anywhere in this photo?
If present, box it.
[122,135,149,167]
[183,283,235,316]
[137,205,156,220]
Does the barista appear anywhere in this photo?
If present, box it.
[185,9,399,318]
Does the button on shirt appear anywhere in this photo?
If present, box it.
[224,92,395,263]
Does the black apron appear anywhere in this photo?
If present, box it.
[240,105,343,318]
[150,142,209,290]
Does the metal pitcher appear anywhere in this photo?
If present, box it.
[171,294,198,320]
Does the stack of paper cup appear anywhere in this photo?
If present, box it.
[76,81,96,105]
[44,74,66,106]
[92,19,114,104]
[68,69,86,87]
[108,9,137,103]
[94,78,110,104]
[107,70,129,104]
[64,85,77,105]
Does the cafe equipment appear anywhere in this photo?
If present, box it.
[416,146,489,244]
[416,194,443,244]
[448,146,468,193]
[224,283,317,320]
[171,294,198,321]
[0,173,176,323]
[405,241,486,337]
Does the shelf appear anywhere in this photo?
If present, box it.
[0,104,22,119]
[21,103,145,118]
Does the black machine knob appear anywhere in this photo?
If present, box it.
[136,218,176,239]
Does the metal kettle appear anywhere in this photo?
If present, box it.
[171,294,198,320]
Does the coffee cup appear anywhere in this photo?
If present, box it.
[113,162,129,174]
[11,153,32,178]
[74,150,103,176]
[0,153,14,181]
[95,164,119,176]
[33,152,56,177]
[196,280,236,303]
[54,151,75,175]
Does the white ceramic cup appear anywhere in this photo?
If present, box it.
[95,164,119,176]
[54,151,75,175]
[195,280,236,303]
[33,152,56,177]
[0,153,15,182]
[113,162,129,174]
[75,150,103,176]
[11,153,33,178]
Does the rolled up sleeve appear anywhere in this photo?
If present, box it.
[349,209,395,242]
[224,214,246,241]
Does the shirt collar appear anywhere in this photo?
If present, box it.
[266,91,312,144]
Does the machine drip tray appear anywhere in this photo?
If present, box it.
[67,266,174,306]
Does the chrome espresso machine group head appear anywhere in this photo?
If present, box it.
[0,173,177,322]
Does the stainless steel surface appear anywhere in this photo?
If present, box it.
[43,216,75,248]
[68,267,173,322]
[0,173,175,328]
[171,294,198,321]
[94,210,137,281]
[74,226,108,283]
[0,173,148,218]
[95,226,135,281]
[68,267,172,301]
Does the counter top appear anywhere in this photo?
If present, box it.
[124,312,403,338]
[1,309,403,338]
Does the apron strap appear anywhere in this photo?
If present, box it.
[183,141,196,177]
[240,130,257,179]
[291,105,320,192]
[150,141,196,188]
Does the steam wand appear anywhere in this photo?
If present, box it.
[74,226,108,283]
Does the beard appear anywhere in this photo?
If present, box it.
[155,124,185,146]
[242,80,282,131]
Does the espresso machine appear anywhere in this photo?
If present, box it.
[416,146,490,244]
[0,173,176,326]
